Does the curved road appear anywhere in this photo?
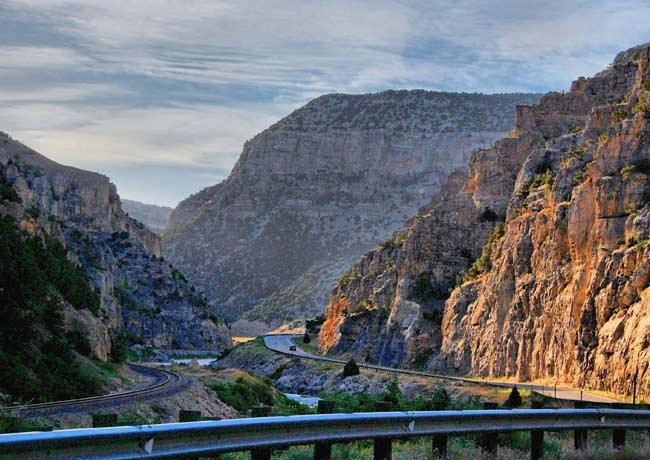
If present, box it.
[0,364,187,417]
[263,335,618,404]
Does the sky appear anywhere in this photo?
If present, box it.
[1,1,649,207]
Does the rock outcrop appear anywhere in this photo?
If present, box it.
[0,134,232,359]
[163,91,540,334]
[122,199,173,234]
[320,44,650,397]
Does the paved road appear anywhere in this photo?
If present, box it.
[263,334,619,404]
[1,364,188,417]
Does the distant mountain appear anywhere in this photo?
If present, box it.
[122,199,173,234]
[0,132,231,385]
[319,43,650,397]
[163,90,540,335]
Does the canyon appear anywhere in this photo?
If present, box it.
[319,43,650,397]
[163,90,539,335]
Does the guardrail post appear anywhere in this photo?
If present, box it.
[251,405,272,460]
[431,401,448,459]
[573,401,588,450]
[314,400,335,460]
[374,401,393,460]
[479,402,498,457]
[92,413,117,428]
[612,403,626,450]
[530,400,544,460]
[612,428,626,450]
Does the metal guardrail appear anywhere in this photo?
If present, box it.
[1,409,649,459]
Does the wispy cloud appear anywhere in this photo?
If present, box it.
[1,0,648,206]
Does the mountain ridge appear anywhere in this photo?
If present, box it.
[163,90,541,334]
[122,199,173,234]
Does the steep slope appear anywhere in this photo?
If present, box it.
[319,44,649,397]
[0,133,231,363]
[442,44,650,396]
[163,91,540,334]
[122,199,173,234]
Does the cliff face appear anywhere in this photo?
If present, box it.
[442,44,650,395]
[0,135,231,360]
[320,44,649,396]
[122,199,173,234]
[163,91,540,334]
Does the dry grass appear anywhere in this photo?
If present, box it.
[232,336,256,345]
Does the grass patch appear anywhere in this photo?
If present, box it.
[207,369,313,416]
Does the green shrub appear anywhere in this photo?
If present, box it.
[338,268,360,287]
[383,378,401,404]
[632,100,650,118]
[621,164,635,181]
[517,169,554,198]
[343,358,360,377]
[0,415,50,434]
[598,132,609,144]
[431,388,451,408]
[504,386,522,408]
[25,205,40,219]
[573,170,588,185]
[0,176,20,203]
[464,223,505,281]
[625,201,639,215]
[209,378,274,413]
[612,108,630,123]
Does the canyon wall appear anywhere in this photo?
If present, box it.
[320,44,649,396]
[163,91,540,334]
[0,135,231,360]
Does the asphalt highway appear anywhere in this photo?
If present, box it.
[263,334,619,404]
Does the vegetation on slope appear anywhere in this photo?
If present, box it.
[0,216,102,402]
[207,369,311,416]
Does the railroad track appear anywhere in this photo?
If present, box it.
[0,364,185,416]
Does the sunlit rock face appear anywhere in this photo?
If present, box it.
[320,44,650,396]
[163,90,539,334]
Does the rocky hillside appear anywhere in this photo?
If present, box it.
[122,199,173,234]
[163,91,540,334]
[319,44,650,397]
[0,134,232,362]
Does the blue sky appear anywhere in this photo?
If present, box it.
[1,0,648,207]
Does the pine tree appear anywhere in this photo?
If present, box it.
[343,358,360,377]
[505,386,522,408]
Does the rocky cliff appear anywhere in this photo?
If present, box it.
[122,199,173,234]
[163,91,540,334]
[0,134,232,360]
[319,44,650,397]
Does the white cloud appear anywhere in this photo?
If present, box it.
[0,101,286,170]
[2,0,650,205]
[0,45,90,70]
[0,83,129,103]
